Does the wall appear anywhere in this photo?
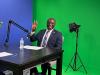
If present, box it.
[33,0,100,75]
[0,0,32,46]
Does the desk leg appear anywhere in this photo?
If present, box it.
[56,53,63,75]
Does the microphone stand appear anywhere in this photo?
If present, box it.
[4,20,30,47]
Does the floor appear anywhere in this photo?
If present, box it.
[51,68,87,75]
[36,65,99,75]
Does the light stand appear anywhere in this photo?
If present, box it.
[65,23,87,74]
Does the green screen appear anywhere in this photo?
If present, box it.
[33,0,100,75]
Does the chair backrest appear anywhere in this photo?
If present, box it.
[62,36,64,43]
[49,35,64,66]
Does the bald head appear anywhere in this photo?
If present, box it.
[47,18,56,30]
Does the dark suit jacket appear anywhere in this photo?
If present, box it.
[30,29,62,49]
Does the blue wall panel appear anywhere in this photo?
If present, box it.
[0,0,32,46]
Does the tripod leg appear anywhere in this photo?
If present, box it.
[77,54,87,74]
[65,54,75,72]
[73,52,77,71]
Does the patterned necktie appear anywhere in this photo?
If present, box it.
[41,30,50,47]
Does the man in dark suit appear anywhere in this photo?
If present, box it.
[30,18,62,75]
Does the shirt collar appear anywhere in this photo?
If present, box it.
[46,29,54,32]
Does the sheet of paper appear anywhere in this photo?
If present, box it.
[24,45,43,50]
[0,52,13,57]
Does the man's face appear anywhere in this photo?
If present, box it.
[47,19,55,30]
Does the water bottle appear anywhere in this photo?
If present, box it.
[20,38,24,49]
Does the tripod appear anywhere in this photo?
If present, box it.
[65,29,87,74]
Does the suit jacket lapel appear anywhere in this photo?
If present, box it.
[48,30,56,43]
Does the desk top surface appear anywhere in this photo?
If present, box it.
[0,45,62,67]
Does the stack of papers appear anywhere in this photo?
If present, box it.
[24,45,43,50]
[0,52,13,57]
